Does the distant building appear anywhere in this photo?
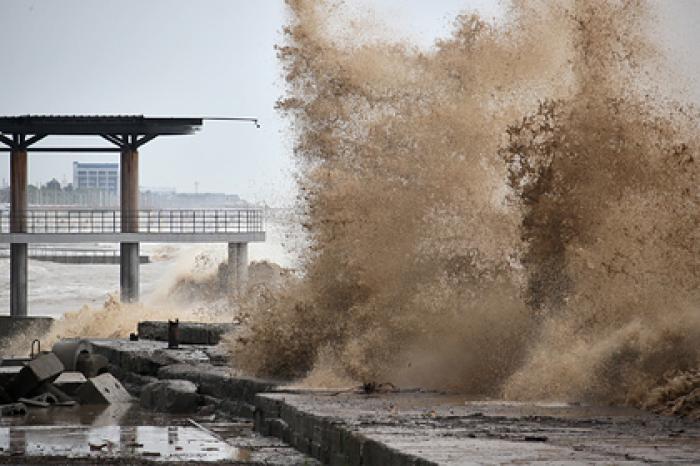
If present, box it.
[45,178,61,190]
[73,162,118,192]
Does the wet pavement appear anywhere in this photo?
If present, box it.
[255,391,700,465]
[0,404,317,464]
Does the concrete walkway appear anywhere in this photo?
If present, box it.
[255,392,700,465]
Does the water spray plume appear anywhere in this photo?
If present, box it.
[231,0,699,414]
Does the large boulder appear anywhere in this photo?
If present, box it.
[140,379,200,413]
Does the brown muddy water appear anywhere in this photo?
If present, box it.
[231,0,700,418]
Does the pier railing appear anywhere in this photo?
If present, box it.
[0,209,264,234]
[0,246,150,263]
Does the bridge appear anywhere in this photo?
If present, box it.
[0,115,264,317]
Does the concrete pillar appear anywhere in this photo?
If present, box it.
[120,243,139,303]
[10,243,27,316]
[120,147,139,303]
[10,147,28,316]
[228,242,248,291]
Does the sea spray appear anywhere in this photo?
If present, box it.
[231,0,699,408]
[0,249,285,357]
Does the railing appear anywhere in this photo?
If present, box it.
[0,209,264,234]
[0,247,151,263]
[0,247,121,258]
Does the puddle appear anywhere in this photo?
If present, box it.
[0,404,256,463]
[0,425,251,462]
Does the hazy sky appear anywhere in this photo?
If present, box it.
[0,1,697,206]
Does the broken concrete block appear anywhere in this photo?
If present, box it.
[107,365,157,397]
[41,383,75,403]
[8,353,64,399]
[76,353,109,378]
[52,339,94,371]
[53,371,87,396]
[0,402,27,416]
[76,373,133,405]
[140,379,200,413]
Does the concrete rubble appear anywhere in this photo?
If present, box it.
[76,372,133,405]
[140,379,200,413]
[137,320,235,345]
[0,321,320,465]
[8,353,64,399]
[53,371,87,395]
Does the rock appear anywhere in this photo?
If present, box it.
[140,379,200,413]
[53,371,87,396]
[76,373,133,405]
[8,353,64,399]
[0,402,27,416]
[107,364,158,397]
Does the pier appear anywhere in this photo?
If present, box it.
[0,115,265,316]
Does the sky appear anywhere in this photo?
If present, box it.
[0,1,698,207]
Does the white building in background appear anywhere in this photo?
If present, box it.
[72,162,118,192]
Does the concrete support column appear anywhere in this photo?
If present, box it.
[10,147,28,316]
[120,147,139,303]
[120,242,139,303]
[228,242,248,291]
